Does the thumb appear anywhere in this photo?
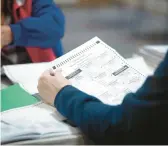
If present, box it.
[49,69,56,76]
[50,68,62,76]
[41,69,52,77]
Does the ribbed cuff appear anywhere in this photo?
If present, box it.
[54,85,72,108]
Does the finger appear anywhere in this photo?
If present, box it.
[54,69,63,77]
[37,83,40,92]
[53,68,62,74]
[41,69,51,76]
[37,82,42,94]
[37,78,42,90]
[49,69,56,76]
[56,68,62,72]
[38,70,50,83]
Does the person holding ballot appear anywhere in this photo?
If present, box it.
[38,51,168,144]
[1,0,65,65]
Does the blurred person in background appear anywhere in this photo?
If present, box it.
[1,0,65,65]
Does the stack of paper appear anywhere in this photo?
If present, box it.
[2,62,49,94]
[1,84,73,144]
[138,45,168,68]
[1,104,78,144]
[126,56,154,76]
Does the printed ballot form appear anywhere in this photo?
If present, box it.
[50,37,145,105]
[3,37,146,105]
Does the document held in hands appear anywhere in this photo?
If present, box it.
[49,37,145,105]
[3,37,146,105]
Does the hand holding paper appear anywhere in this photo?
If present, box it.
[37,70,71,105]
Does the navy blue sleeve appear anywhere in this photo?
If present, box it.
[55,85,125,139]
[54,52,168,141]
[10,0,65,48]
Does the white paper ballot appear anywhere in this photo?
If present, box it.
[3,37,148,104]
[49,37,146,105]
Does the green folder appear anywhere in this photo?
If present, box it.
[1,84,40,112]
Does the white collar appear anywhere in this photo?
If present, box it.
[16,0,25,6]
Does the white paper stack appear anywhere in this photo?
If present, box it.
[1,102,79,144]
[2,62,49,94]
[138,45,168,68]
[127,56,154,76]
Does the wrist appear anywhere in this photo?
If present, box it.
[55,85,72,105]
[2,25,13,45]
[59,83,71,91]
[8,26,13,44]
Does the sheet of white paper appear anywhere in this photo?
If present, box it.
[144,45,168,54]
[19,82,38,94]
[49,37,146,105]
[1,122,39,143]
[127,56,154,76]
[3,62,49,84]
[2,62,49,94]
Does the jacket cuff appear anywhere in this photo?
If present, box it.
[10,24,22,45]
[54,85,72,108]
